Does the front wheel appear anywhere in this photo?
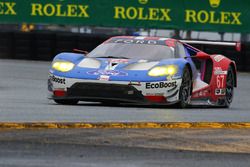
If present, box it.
[221,66,235,108]
[54,99,79,105]
[177,67,192,108]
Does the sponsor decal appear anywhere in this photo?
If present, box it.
[146,93,164,96]
[0,2,16,15]
[214,70,227,75]
[146,81,177,89]
[1,0,244,33]
[128,82,141,86]
[114,39,158,45]
[138,0,149,5]
[199,89,209,97]
[99,75,110,81]
[215,88,226,95]
[31,3,89,18]
[185,1,242,26]
[214,67,227,75]
[87,70,128,76]
[192,89,210,98]
[209,0,221,8]
[214,67,222,71]
[114,6,171,22]
[50,75,66,84]
[213,55,224,62]
[216,75,225,88]
[110,38,166,46]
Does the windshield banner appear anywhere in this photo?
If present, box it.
[0,0,249,32]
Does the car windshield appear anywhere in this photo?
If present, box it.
[88,43,175,61]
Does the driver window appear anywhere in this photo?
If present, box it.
[176,42,186,58]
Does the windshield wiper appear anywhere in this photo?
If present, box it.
[96,56,129,59]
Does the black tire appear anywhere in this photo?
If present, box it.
[177,66,192,108]
[54,99,79,105]
[101,101,120,106]
[221,66,234,108]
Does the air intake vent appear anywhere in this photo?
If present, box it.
[77,58,101,68]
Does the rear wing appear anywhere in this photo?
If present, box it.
[180,40,241,52]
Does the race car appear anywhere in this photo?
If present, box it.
[48,36,237,108]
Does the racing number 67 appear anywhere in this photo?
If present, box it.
[216,75,225,88]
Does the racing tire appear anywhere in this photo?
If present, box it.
[221,66,234,108]
[101,101,120,106]
[54,99,79,105]
[177,66,192,108]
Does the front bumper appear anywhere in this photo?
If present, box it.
[48,74,182,104]
[67,82,145,103]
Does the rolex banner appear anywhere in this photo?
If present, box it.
[0,0,250,33]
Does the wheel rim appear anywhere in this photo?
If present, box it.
[226,70,234,104]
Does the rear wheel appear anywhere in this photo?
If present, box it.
[221,66,234,108]
[54,99,79,105]
[177,67,192,108]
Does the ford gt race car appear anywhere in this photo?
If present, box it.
[48,36,237,108]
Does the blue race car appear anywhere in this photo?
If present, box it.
[48,36,237,108]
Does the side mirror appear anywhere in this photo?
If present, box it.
[236,42,241,52]
[196,52,210,59]
[73,49,89,55]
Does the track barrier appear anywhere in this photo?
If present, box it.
[0,31,249,71]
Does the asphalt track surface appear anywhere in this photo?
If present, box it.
[1,141,249,167]
[0,129,250,167]
[0,59,250,122]
[1,59,250,167]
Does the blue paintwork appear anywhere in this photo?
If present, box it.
[50,52,192,82]
[53,52,84,63]
[184,47,198,79]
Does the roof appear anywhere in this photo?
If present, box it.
[108,36,177,47]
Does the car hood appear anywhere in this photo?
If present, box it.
[77,57,160,70]
[52,54,187,82]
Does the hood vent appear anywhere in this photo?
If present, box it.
[124,61,159,70]
[111,62,118,67]
[77,58,101,68]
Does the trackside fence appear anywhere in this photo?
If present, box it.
[0,31,249,71]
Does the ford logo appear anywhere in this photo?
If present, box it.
[87,70,128,76]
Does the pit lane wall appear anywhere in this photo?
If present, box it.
[0,0,250,33]
[0,31,249,71]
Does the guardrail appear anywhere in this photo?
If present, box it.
[0,31,249,71]
[0,31,109,61]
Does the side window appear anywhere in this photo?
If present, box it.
[183,44,201,70]
[185,46,197,56]
[176,42,186,58]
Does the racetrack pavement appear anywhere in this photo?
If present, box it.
[1,59,250,167]
[0,59,250,123]
[0,129,250,167]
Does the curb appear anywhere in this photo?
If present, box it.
[1,122,250,129]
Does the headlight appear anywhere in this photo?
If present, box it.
[148,65,178,77]
[52,61,75,72]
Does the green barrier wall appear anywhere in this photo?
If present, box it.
[0,0,250,32]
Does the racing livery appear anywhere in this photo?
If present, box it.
[48,36,237,108]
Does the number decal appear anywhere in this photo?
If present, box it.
[216,75,225,88]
